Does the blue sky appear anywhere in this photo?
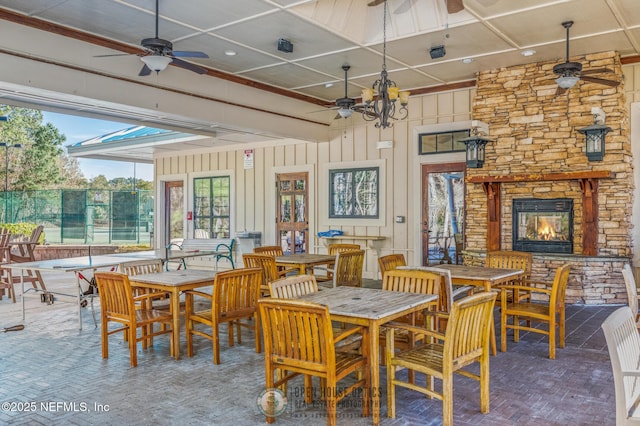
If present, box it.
[42,111,154,181]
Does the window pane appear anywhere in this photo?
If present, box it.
[281,196,291,222]
[329,167,378,218]
[279,181,291,191]
[193,176,230,239]
[420,134,437,153]
[453,131,469,151]
[295,194,305,222]
[295,179,305,190]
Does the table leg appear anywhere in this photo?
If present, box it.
[171,288,181,359]
[369,321,380,425]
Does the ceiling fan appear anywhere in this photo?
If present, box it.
[95,0,209,76]
[367,0,465,14]
[310,65,362,120]
[553,20,619,95]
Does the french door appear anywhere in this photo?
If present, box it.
[421,163,465,265]
[164,181,184,245]
[276,172,308,254]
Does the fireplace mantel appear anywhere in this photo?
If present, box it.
[466,170,613,184]
[467,170,613,255]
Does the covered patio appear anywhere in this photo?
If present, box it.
[0,271,617,425]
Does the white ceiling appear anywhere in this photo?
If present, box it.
[0,0,638,160]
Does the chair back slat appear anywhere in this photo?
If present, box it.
[327,243,361,255]
[333,250,365,287]
[259,299,334,372]
[254,245,284,256]
[121,259,164,276]
[213,268,262,318]
[602,306,640,423]
[242,253,280,284]
[383,268,444,310]
[94,272,135,319]
[378,254,407,277]
[486,250,532,285]
[622,264,639,319]
[549,264,571,310]
[269,274,318,298]
[444,292,497,365]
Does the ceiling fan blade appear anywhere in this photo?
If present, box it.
[172,50,209,59]
[580,76,620,87]
[555,86,568,96]
[447,0,465,14]
[171,57,208,74]
[393,0,414,14]
[138,64,152,77]
[367,0,385,6]
[581,68,613,75]
[94,53,133,58]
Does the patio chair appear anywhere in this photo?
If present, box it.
[379,269,441,373]
[622,264,640,329]
[601,306,640,425]
[258,298,370,425]
[243,253,296,296]
[93,271,174,368]
[0,232,14,302]
[385,292,497,426]
[486,250,533,302]
[322,243,361,281]
[500,263,571,359]
[324,249,364,288]
[184,268,262,364]
[121,259,168,308]
[254,245,284,256]
[8,225,46,292]
[377,253,406,278]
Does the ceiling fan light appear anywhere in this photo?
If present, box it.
[141,55,172,72]
[362,88,374,103]
[399,91,410,105]
[338,108,353,118]
[556,75,579,89]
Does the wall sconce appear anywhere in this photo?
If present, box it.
[578,108,610,162]
[460,121,492,168]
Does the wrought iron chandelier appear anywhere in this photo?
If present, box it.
[361,0,410,129]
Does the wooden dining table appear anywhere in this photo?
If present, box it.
[128,269,216,359]
[274,253,335,275]
[298,286,438,425]
[431,263,524,355]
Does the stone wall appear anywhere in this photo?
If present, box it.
[465,51,631,304]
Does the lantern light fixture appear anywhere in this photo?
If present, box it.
[460,120,492,169]
[578,108,610,162]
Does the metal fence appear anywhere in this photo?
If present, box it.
[1,189,154,245]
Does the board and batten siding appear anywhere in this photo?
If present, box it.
[154,87,475,278]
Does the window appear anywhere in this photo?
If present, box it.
[193,176,230,238]
[329,167,379,218]
[418,130,470,154]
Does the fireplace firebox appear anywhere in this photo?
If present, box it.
[512,198,573,254]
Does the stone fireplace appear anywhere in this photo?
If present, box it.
[512,198,573,254]
[462,50,631,304]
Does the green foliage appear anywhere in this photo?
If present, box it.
[0,222,45,243]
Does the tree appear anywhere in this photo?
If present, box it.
[0,106,76,190]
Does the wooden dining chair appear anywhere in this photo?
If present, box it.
[622,264,640,329]
[601,306,640,424]
[486,250,533,302]
[326,249,365,288]
[243,253,296,295]
[184,267,262,364]
[500,263,571,359]
[385,292,497,426]
[93,271,174,367]
[377,253,406,279]
[258,298,370,425]
[254,245,284,256]
[121,259,168,308]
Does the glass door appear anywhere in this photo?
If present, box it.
[276,172,308,254]
[421,163,465,265]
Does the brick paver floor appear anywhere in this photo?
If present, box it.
[0,271,617,425]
